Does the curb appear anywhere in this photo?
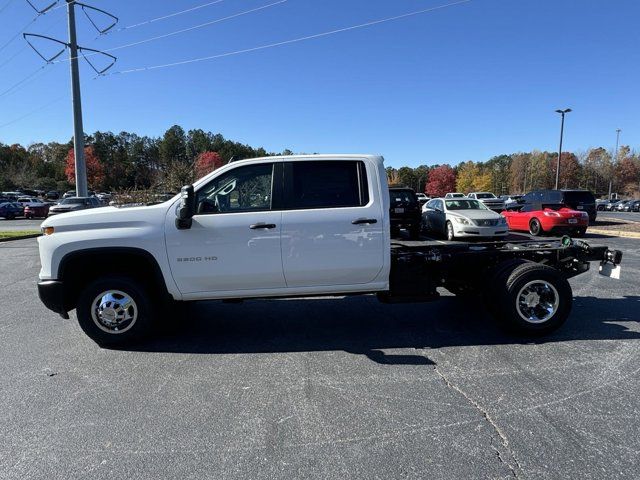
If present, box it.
[598,216,640,225]
[588,228,640,239]
[0,233,41,243]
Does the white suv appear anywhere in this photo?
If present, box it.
[467,192,505,212]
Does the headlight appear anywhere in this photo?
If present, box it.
[453,217,470,225]
[41,226,54,235]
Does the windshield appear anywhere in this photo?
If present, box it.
[445,199,488,210]
[543,204,569,210]
[61,198,86,205]
[475,193,496,199]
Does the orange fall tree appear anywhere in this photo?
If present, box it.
[65,146,105,189]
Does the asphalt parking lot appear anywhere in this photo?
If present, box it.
[1,234,639,479]
[0,218,43,231]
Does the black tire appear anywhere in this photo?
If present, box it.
[409,224,421,240]
[445,221,455,241]
[6,214,14,220]
[490,263,572,335]
[76,275,155,346]
[529,218,543,236]
[483,259,532,314]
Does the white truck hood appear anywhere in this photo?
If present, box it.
[41,203,172,233]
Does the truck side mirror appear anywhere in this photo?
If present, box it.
[175,184,195,230]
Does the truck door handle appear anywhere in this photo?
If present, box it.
[250,223,276,229]
[352,218,378,225]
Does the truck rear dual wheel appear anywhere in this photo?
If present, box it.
[76,275,155,347]
[486,261,572,335]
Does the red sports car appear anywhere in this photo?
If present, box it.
[501,204,589,237]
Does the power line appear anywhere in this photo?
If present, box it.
[62,0,288,62]
[0,65,46,98]
[0,12,65,70]
[0,0,15,14]
[115,0,226,32]
[0,15,38,53]
[110,0,473,75]
[0,0,60,54]
[48,0,74,12]
[0,93,67,129]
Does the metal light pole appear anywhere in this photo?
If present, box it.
[67,0,87,197]
[554,108,571,190]
[609,128,621,200]
[23,2,117,197]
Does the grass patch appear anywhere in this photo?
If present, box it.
[0,230,40,239]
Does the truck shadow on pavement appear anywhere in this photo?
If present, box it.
[128,294,640,365]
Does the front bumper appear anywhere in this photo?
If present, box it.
[454,225,509,237]
[37,280,69,318]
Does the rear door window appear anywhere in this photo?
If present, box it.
[285,161,369,209]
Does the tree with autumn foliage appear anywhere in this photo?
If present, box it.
[615,154,640,195]
[194,151,223,180]
[455,161,479,193]
[425,165,456,197]
[555,152,581,189]
[65,146,105,190]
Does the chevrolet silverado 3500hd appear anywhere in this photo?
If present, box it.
[37,155,622,346]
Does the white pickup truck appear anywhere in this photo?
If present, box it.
[37,155,622,346]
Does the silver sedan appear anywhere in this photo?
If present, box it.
[422,198,509,241]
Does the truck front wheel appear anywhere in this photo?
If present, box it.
[76,275,154,346]
[490,263,572,335]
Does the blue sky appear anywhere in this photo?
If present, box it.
[0,0,638,168]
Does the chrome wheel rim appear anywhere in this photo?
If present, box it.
[91,290,138,334]
[516,280,559,324]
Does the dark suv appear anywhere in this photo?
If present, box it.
[521,189,597,223]
[389,187,421,239]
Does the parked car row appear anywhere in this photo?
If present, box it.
[389,187,595,241]
[0,189,114,220]
[597,199,640,212]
